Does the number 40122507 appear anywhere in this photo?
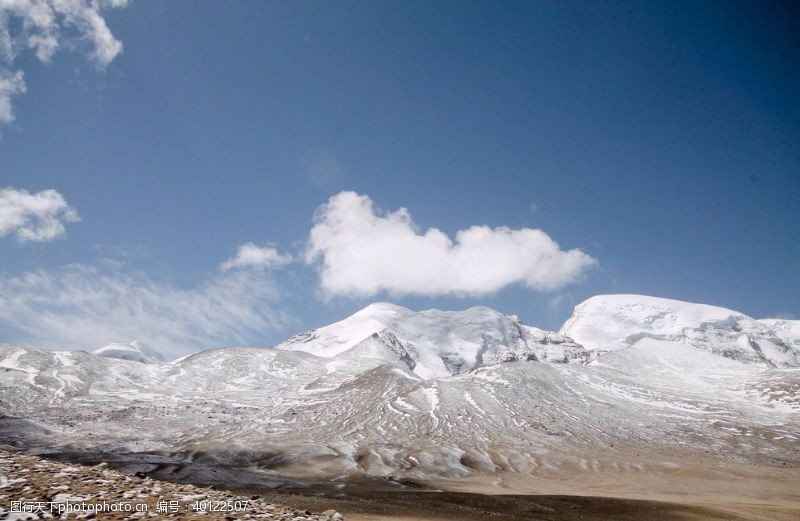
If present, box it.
[191,500,250,512]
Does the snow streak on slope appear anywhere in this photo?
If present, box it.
[560,294,799,366]
[0,338,797,486]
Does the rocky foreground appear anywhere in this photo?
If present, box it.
[0,450,343,520]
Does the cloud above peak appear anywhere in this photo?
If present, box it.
[221,242,292,271]
[306,191,597,298]
[0,187,80,241]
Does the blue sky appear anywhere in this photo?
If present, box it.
[0,1,798,356]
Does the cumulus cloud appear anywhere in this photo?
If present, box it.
[0,0,129,129]
[306,192,597,298]
[221,242,292,271]
[0,186,80,241]
[0,261,288,357]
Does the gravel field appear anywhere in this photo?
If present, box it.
[0,450,343,520]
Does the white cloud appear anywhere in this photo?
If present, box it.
[0,0,129,130]
[221,242,292,271]
[0,68,25,124]
[306,191,597,298]
[0,261,288,358]
[0,187,80,241]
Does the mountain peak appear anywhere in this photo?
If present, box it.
[276,295,800,379]
[561,294,798,366]
[359,301,410,312]
[276,302,588,378]
[93,341,166,364]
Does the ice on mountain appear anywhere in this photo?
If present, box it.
[560,294,799,367]
[276,302,590,378]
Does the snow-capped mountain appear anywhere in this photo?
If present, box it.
[0,295,798,492]
[275,302,590,378]
[93,341,165,364]
[560,294,799,367]
[759,318,800,350]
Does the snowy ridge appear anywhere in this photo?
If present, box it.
[93,341,166,364]
[275,302,589,378]
[560,294,799,367]
[759,319,800,350]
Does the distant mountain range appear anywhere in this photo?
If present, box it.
[1,294,798,489]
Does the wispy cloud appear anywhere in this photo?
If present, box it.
[0,68,25,125]
[221,242,292,271]
[0,0,130,130]
[0,260,288,357]
[0,187,80,241]
[306,191,597,298]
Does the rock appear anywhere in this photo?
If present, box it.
[0,450,344,520]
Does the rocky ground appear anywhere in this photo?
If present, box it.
[0,450,343,520]
[2,449,798,521]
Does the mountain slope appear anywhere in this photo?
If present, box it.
[0,337,797,487]
[0,295,798,496]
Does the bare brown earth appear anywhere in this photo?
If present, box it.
[255,448,800,521]
[3,449,799,520]
[266,489,798,521]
